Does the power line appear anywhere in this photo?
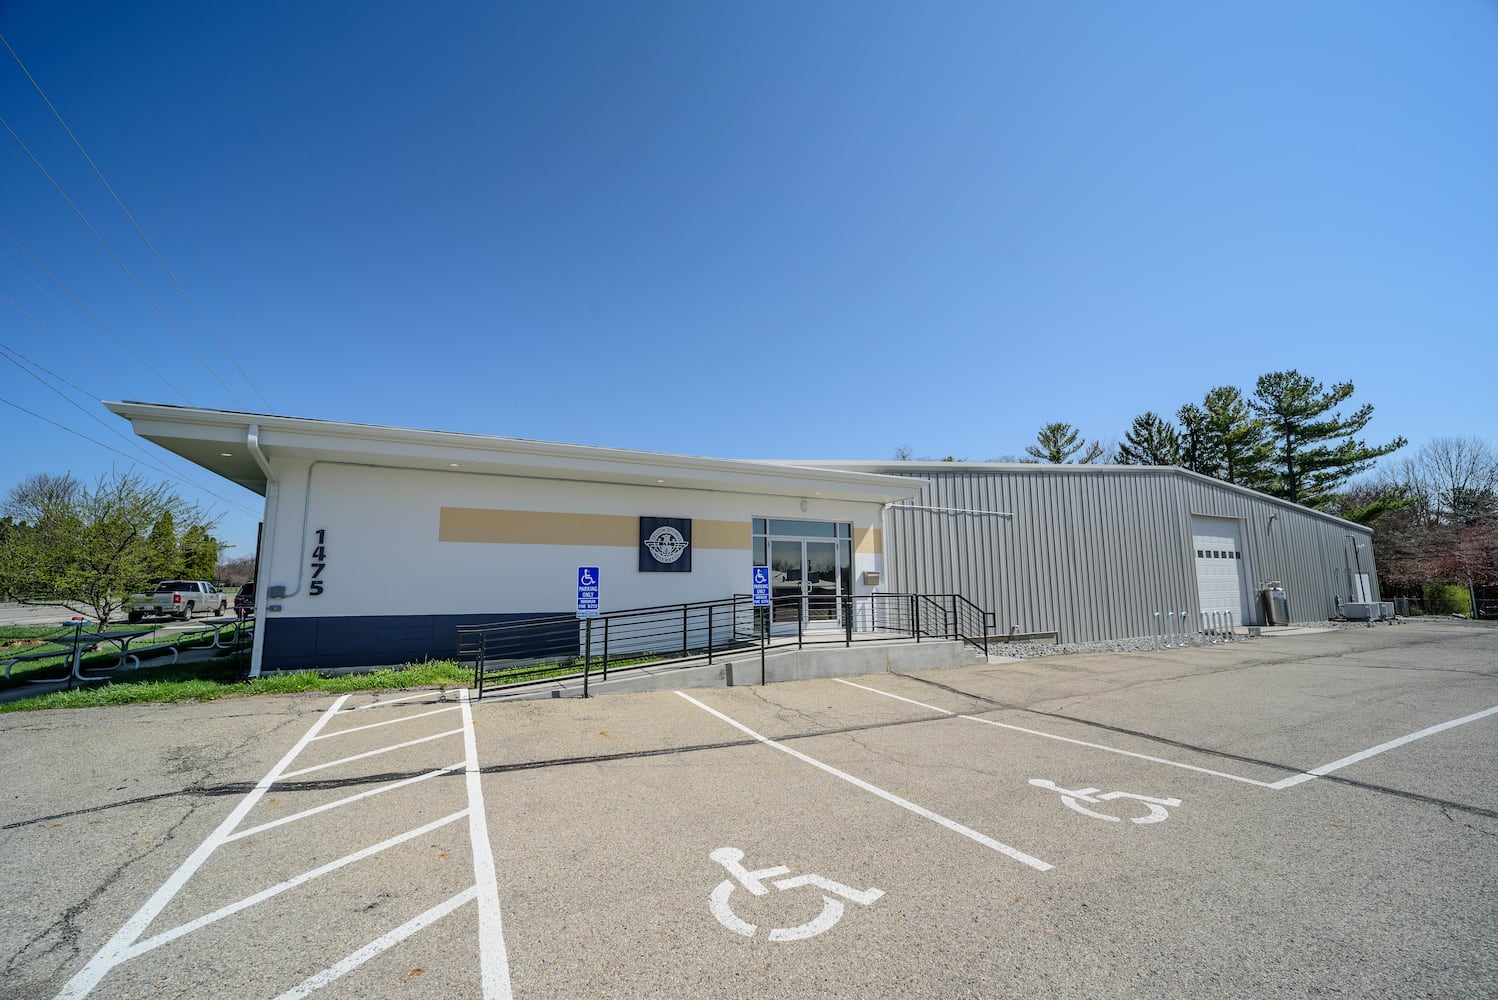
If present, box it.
[0,393,258,515]
[0,344,163,463]
[2,32,272,410]
[0,392,262,518]
[0,280,133,396]
[0,224,192,404]
[0,356,262,520]
[0,341,106,402]
[0,113,244,405]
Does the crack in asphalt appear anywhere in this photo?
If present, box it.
[4,802,200,986]
[741,684,828,731]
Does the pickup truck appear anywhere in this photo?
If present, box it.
[128,580,229,622]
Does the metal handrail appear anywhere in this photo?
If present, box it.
[456,590,996,697]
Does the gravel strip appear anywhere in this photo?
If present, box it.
[989,618,1401,659]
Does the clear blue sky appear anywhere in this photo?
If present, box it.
[2,1,1495,560]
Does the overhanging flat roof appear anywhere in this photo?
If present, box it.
[105,402,924,505]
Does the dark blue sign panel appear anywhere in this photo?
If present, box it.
[577,566,600,618]
[752,566,771,607]
[639,517,692,572]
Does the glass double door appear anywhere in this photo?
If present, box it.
[769,538,843,626]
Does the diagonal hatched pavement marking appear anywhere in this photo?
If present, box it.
[55,689,513,1000]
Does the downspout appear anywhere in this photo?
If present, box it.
[246,424,274,677]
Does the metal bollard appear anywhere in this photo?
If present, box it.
[1154,611,1163,649]
[1226,611,1235,641]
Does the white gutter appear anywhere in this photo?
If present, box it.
[245,423,273,677]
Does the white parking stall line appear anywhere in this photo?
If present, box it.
[959,715,1277,788]
[345,691,439,712]
[312,705,463,740]
[55,695,353,1000]
[120,811,470,961]
[272,887,479,1000]
[279,728,465,779]
[461,688,515,1000]
[224,763,465,842]
[834,678,953,715]
[1267,704,1498,790]
[676,691,1052,872]
[837,678,1277,789]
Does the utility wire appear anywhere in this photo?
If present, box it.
[2,32,272,410]
[0,344,261,517]
[0,281,133,396]
[0,114,242,405]
[0,224,191,404]
[0,394,259,517]
[0,341,105,401]
[0,344,163,463]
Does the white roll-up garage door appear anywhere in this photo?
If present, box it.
[1191,516,1250,626]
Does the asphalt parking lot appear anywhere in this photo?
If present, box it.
[2,620,1494,999]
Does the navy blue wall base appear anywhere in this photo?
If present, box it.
[260,613,575,671]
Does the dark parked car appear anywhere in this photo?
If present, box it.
[1478,601,1498,620]
[234,582,256,619]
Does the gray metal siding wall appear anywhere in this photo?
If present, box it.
[880,468,1377,643]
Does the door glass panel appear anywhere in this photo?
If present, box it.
[770,539,802,622]
[805,541,838,621]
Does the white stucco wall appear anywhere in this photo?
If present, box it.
[255,459,886,622]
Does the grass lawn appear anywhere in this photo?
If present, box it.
[0,657,475,712]
[1,626,678,712]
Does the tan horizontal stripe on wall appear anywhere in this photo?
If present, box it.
[854,526,882,555]
[439,508,750,549]
[693,519,750,550]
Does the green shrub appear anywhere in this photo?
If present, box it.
[1422,583,1472,615]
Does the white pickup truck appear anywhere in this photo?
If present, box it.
[127,580,229,622]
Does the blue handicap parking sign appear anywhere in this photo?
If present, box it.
[577,566,600,618]
[752,566,770,606]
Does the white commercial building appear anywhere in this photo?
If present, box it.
[108,403,1380,676]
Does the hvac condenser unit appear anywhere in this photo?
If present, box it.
[1341,602,1377,621]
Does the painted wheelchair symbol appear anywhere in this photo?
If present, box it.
[708,847,883,942]
[1028,779,1182,824]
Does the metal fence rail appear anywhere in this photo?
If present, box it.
[455,591,996,698]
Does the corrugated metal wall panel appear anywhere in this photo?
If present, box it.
[874,466,1375,643]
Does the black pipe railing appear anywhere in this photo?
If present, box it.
[456,591,995,698]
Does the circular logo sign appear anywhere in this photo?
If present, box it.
[645,525,689,564]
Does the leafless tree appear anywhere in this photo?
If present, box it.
[215,556,257,587]
[1397,436,1498,527]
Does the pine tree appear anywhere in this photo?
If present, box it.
[1201,386,1275,490]
[1115,412,1181,466]
[1250,370,1407,507]
[1025,422,1104,464]
[1175,403,1215,476]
